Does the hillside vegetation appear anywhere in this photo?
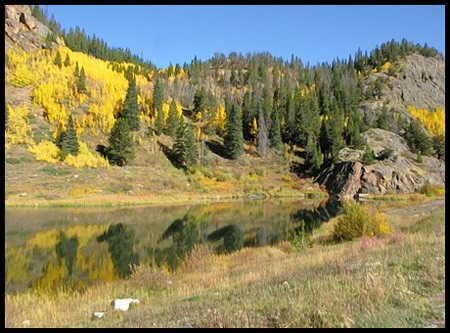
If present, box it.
[4,6,445,205]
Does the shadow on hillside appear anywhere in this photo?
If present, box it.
[290,161,313,178]
[206,139,230,160]
[158,141,182,169]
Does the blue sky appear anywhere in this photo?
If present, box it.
[46,5,445,69]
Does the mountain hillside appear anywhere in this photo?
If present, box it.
[4,5,445,205]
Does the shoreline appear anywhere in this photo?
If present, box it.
[4,191,329,208]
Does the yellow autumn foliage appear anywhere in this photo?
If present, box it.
[380,61,392,73]
[5,104,33,148]
[406,104,445,137]
[215,104,226,134]
[62,141,110,169]
[28,140,60,163]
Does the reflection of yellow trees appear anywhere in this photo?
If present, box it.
[32,249,116,292]
[6,223,117,292]
[5,245,30,284]
[28,224,110,250]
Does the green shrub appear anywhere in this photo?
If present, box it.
[417,182,444,197]
[333,201,393,241]
[361,147,376,165]
[251,166,266,177]
[217,172,233,182]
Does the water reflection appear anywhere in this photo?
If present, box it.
[97,223,140,277]
[5,199,342,294]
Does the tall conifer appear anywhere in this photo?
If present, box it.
[121,76,140,131]
[107,117,135,166]
[224,98,244,159]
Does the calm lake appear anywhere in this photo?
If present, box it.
[5,199,342,294]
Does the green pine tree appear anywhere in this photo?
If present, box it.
[74,61,79,77]
[64,53,70,67]
[269,101,282,150]
[107,117,135,166]
[77,66,87,94]
[193,86,208,118]
[121,77,140,131]
[224,98,244,159]
[172,119,198,169]
[63,115,79,157]
[152,76,164,135]
[54,50,62,68]
[165,99,179,136]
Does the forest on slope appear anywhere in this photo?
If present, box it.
[4,5,445,204]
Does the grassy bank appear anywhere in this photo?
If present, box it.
[5,204,445,328]
[4,189,327,208]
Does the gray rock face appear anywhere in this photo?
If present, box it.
[360,54,445,136]
[315,129,445,198]
[5,5,52,53]
[391,54,445,112]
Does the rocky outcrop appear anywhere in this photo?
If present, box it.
[391,54,445,112]
[315,128,445,199]
[360,54,445,135]
[5,5,53,53]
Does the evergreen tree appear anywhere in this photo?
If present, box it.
[107,117,135,166]
[361,146,376,165]
[432,135,445,160]
[64,115,79,157]
[63,53,70,66]
[345,110,364,149]
[404,120,433,156]
[224,98,244,159]
[257,109,269,158]
[121,77,140,131]
[77,66,87,94]
[375,103,388,130]
[152,76,164,135]
[43,33,54,49]
[269,100,282,150]
[193,86,208,118]
[165,99,179,136]
[54,50,62,68]
[74,61,79,77]
[172,118,198,168]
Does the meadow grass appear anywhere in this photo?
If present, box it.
[5,205,445,328]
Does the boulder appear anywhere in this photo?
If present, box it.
[111,298,140,311]
[315,128,445,198]
[315,161,364,199]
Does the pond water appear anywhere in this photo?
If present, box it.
[5,199,342,294]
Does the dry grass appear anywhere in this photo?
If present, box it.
[5,205,445,328]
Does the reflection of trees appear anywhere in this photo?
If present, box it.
[55,231,78,275]
[291,199,342,235]
[151,214,201,271]
[97,223,139,277]
[207,225,244,254]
